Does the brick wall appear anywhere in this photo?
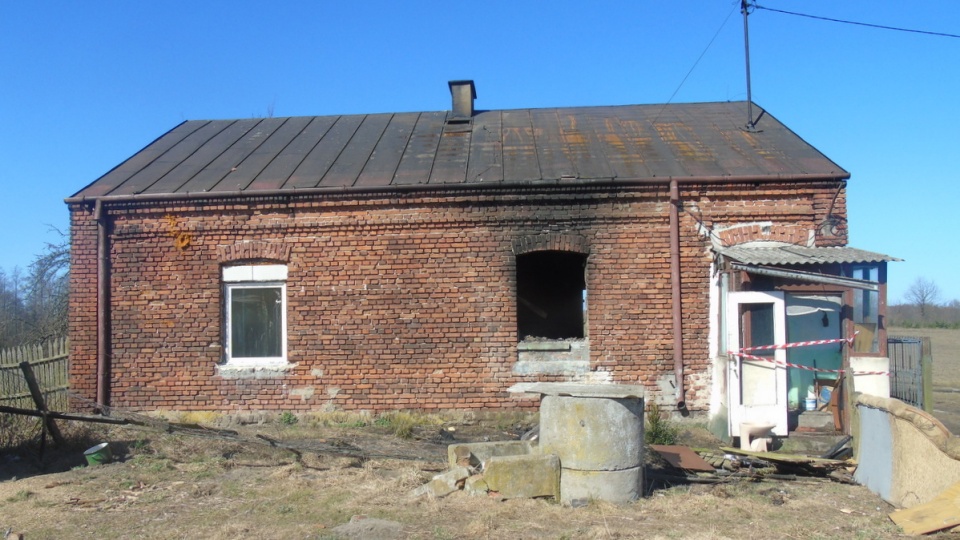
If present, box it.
[68,181,847,413]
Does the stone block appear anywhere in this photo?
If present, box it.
[481,453,560,500]
[560,466,643,504]
[446,440,534,469]
[539,395,644,471]
[411,465,471,498]
[463,474,490,496]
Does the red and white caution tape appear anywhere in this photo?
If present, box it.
[728,331,890,376]
[739,335,854,353]
[729,350,890,376]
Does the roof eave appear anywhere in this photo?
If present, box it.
[65,172,850,206]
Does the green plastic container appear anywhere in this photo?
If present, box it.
[84,442,112,466]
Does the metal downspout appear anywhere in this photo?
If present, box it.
[669,180,686,411]
[94,200,110,411]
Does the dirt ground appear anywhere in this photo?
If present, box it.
[0,415,904,540]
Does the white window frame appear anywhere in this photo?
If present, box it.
[223,264,288,367]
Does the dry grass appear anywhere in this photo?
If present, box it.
[0,419,902,539]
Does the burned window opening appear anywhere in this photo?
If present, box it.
[516,251,587,341]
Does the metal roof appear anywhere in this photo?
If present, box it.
[720,245,901,266]
[69,100,850,202]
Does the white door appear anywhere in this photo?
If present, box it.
[727,291,788,437]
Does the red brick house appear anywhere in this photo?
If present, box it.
[67,81,895,437]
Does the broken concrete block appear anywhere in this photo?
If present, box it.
[481,453,560,500]
[452,445,472,467]
[464,474,490,496]
[411,465,471,498]
[446,440,534,469]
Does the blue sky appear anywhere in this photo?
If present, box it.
[1,1,958,303]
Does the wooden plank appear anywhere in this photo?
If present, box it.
[890,482,960,536]
[649,445,715,472]
[20,361,64,445]
[286,115,364,188]
[719,446,846,467]
[355,113,418,187]
[0,405,129,425]
[321,113,392,187]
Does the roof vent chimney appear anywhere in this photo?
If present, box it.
[448,80,476,121]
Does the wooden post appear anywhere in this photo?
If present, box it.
[19,361,65,446]
[922,337,934,413]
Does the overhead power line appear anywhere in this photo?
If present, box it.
[752,3,960,39]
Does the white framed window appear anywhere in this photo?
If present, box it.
[223,264,287,366]
[849,264,880,354]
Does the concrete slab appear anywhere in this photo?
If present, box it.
[446,440,534,469]
[539,395,644,471]
[482,453,560,500]
[507,382,645,399]
[560,466,643,504]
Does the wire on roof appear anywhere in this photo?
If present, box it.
[653,3,740,125]
[752,3,960,39]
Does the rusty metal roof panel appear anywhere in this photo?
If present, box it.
[355,113,419,188]
[70,101,850,200]
[720,245,901,266]
[321,113,392,188]
[286,115,364,189]
[158,119,263,194]
[465,110,503,184]
[392,111,445,186]
[500,109,541,182]
[430,116,472,185]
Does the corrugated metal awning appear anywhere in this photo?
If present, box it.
[730,263,879,291]
[720,245,900,266]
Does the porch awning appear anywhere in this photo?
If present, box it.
[730,263,879,291]
[719,245,900,266]
[719,245,901,291]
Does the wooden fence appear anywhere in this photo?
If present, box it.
[0,337,69,411]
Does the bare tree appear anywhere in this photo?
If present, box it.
[23,230,70,343]
[905,277,941,319]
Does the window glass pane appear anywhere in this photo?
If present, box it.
[851,265,880,353]
[231,287,282,358]
[742,303,776,357]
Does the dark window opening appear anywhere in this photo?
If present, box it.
[516,251,587,341]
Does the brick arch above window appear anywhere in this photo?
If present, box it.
[512,233,590,255]
[217,242,291,264]
[714,223,811,248]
